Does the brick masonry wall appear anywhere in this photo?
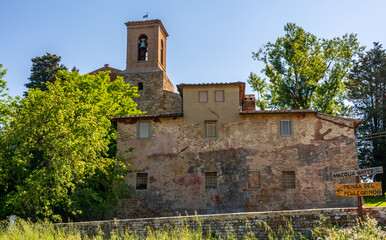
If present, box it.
[58,207,386,239]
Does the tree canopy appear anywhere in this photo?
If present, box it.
[24,53,68,96]
[347,42,386,190]
[0,70,141,221]
[248,23,363,115]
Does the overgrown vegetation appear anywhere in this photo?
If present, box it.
[1,215,385,239]
[0,68,141,222]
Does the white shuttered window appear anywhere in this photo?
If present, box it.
[138,122,151,139]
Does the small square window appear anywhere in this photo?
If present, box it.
[136,173,148,189]
[279,119,292,136]
[198,91,208,103]
[205,172,217,189]
[138,121,151,139]
[282,171,295,188]
[248,171,260,188]
[215,90,224,102]
[204,121,217,138]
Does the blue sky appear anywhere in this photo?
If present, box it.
[1,0,385,97]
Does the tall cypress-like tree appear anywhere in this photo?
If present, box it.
[24,53,67,95]
[347,42,386,189]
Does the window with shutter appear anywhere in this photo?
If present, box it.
[282,171,296,188]
[204,121,217,138]
[138,121,151,139]
[205,172,217,189]
[279,119,292,136]
[136,173,148,189]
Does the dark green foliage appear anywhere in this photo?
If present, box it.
[24,53,68,96]
[249,23,363,115]
[0,70,141,221]
[347,42,386,191]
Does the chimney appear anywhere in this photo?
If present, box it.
[242,94,256,111]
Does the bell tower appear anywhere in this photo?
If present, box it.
[124,20,168,73]
[120,19,181,115]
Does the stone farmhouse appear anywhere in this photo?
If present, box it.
[91,20,361,219]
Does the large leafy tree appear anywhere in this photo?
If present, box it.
[248,23,363,115]
[0,70,141,221]
[347,42,386,189]
[24,53,68,95]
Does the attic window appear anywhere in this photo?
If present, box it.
[138,82,143,90]
[198,91,208,103]
[215,90,224,102]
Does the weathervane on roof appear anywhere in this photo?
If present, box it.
[143,12,149,20]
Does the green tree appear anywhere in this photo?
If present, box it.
[0,64,19,130]
[347,42,386,190]
[24,53,68,96]
[0,70,141,221]
[248,23,363,115]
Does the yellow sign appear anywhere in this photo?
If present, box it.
[335,182,383,197]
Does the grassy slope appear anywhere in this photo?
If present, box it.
[364,196,386,207]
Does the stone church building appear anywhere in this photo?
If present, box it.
[91,20,361,219]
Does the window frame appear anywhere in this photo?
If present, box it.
[204,120,218,138]
[137,121,152,139]
[282,171,296,189]
[205,172,217,189]
[198,91,208,103]
[214,90,224,102]
[278,118,293,137]
[136,172,148,190]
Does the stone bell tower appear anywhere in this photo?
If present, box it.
[120,19,181,115]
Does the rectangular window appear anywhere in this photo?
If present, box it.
[205,172,217,189]
[204,121,217,138]
[248,170,260,188]
[282,171,296,188]
[138,121,151,139]
[198,91,208,103]
[215,90,224,102]
[136,173,148,189]
[279,119,292,136]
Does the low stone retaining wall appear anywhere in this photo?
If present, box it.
[58,207,386,239]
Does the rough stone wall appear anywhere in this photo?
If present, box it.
[116,112,358,219]
[58,207,386,239]
[120,71,182,115]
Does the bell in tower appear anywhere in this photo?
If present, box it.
[120,19,180,115]
[138,35,148,61]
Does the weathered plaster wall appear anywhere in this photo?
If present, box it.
[116,112,358,219]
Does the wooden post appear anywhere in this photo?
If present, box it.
[356,175,364,222]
